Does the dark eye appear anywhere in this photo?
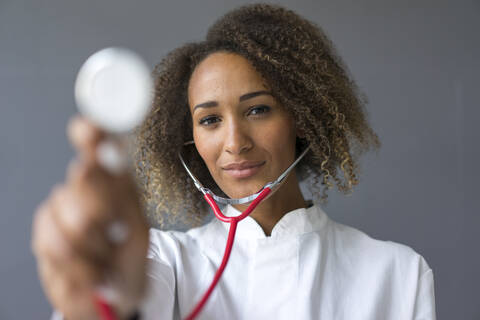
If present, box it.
[248,105,271,116]
[199,115,220,126]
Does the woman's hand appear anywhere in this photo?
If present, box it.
[31,115,150,320]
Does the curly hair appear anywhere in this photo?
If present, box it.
[132,3,381,228]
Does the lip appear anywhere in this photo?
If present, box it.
[222,160,266,179]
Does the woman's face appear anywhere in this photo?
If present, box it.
[188,52,297,199]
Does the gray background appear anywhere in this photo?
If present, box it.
[1,0,478,319]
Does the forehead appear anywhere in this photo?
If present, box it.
[188,52,269,105]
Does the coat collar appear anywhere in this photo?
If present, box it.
[219,203,329,240]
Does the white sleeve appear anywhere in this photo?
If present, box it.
[413,268,437,320]
[138,258,177,320]
[50,229,180,320]
[50,310,64,320]
[138,228,182,320]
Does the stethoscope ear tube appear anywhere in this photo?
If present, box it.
[95,139,308,320]
[180,143,310,319]
[178,141,310,206]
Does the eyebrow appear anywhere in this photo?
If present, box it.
[192,90,272,112]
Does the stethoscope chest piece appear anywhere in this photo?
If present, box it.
[74,47,153,134]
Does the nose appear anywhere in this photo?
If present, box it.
[223,118,253,155]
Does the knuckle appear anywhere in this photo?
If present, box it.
[33,223,66,264]
[73,163,107,192]
[55,204,107,252]
[57,205,91,240]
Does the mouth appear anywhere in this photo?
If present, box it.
[222,161,266,179]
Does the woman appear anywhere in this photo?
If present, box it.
[32,4,436,320]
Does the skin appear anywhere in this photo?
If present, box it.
[188,52,307,236]
[31,117,149,320]
[31,51,309,320]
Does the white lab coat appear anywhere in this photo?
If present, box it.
[137,204,436,319]
[51,204,436,319]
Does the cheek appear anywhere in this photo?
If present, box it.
[263,117,297,157]
[193,129,220,172]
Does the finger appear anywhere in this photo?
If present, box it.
[33,198,103,295]
[68,162,126,229]
[67,158,115,198]
[37,257,100,320]
[67,115,105,163]
[65,156,147,247]
[34,199,108,288]
[66,158,89,187]
[67,158,139,222]
[32,197,71,261]
[33,189,110,272]
[49,184,115,266]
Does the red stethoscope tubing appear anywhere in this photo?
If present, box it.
[94,187,272,320]
[94,295,116,320]
[185,187,271,320]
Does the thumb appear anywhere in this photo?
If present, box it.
[67,115,106,164]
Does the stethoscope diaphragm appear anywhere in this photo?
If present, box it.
[74,47,153,134]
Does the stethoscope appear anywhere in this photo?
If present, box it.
[74,47,310,320]
[178,141,309,319]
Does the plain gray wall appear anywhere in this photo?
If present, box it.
[1,0,479,319]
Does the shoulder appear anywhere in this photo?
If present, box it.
[325,217,432,277]
[320,212,436,318]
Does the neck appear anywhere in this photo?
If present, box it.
[233,173,306,236]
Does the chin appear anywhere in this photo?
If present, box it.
[223,182,266,199]
[215,170,274,199]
